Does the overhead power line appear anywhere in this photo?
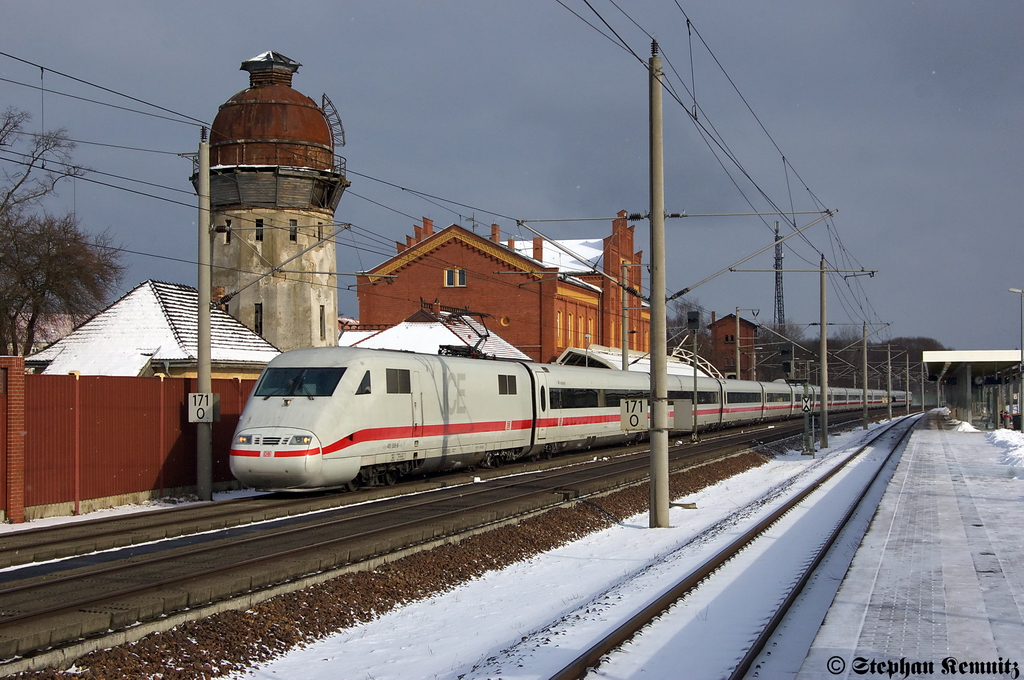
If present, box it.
[0,51,207,127]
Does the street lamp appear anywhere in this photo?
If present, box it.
[1009,288,1024,427]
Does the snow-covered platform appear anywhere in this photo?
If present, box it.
[797,412,1024,679]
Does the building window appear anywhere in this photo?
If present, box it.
[444,268,466,287]
[317,222,324,241]
[224,219,231,245]
[289,219,298,242]
[567,314,573,347]
[254,303,263,336]
[319,305,326,341]
[557,311,563,347]
[255,219,264,242]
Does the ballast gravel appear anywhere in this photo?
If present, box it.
[18,452,767,680]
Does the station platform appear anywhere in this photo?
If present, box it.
[796,411,1024,679]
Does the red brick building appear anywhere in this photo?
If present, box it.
[708,313,759,380]
[356,211,649,363]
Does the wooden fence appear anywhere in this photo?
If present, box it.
[0,357,256,522]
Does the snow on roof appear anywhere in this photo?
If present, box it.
[28,280,280,375]
[511,238,605,274]
[340,314,530,361]
[555,345,709,377]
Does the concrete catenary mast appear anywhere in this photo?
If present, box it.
[199,51,349,351]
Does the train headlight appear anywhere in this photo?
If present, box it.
[289,435,313,446]
[236,434,254,445]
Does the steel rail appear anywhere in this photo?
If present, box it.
[0,410,886,667]
[727,413,921,679]
[548,415,920,680]
[0,412,826,568]
[0,440,749,632]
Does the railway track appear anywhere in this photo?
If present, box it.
[0,412,852,567]
[0,410,885,675]
[536,413,922,680]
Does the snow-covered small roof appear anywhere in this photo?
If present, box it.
[555,345,711,377]
[510,239,604,274]
[339,313,530,361]
[28,280,280,376]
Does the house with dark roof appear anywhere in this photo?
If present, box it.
[26,280,280,378]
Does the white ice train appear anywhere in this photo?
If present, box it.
[229,346,907,491]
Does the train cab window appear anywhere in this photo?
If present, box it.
[255,367,346,398]
[498,374,517,395]
[356,370,371,395]
[386,368,412,394]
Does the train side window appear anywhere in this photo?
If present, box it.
[386,368,411,394]
[540,386,546,411]
[356,370,371,395]
[498,374,517,395]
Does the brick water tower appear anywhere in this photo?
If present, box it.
[202,51,349,350]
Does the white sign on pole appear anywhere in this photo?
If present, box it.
[802,396,811,413]
[620,399,649,431]
[188,392,220,423]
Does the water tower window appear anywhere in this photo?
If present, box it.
[289,219,298,242]
[317,222,323,240]
[319,305,326,341]
[224,219,231,245]
[254,303,263,336]
[255,219,264,242]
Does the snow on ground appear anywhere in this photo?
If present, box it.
[228,423,898,680]
[0,489,268,535]
[987,427,1024,466]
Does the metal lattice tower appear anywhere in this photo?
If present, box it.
[774,221,785,326]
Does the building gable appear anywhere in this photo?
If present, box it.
[368,225,545,282]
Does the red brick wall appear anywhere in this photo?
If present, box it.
[710,315,758,380]
[358,217,650,363]
[0,357,25,523]
[359,236,554,360]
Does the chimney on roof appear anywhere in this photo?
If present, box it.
[423,217,434,236]
[533,237,543,262]
[490,223,501,243]
[711,311,717,325]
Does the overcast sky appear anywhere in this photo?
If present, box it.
[1,1,1021,351]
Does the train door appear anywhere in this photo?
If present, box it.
[533,368,549,442]
[411,371,422,438]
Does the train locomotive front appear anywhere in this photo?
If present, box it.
[230,348,363,489]
[230,346,539,490]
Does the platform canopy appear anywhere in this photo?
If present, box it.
[923,349,1022,427]
[923,350,1021,383]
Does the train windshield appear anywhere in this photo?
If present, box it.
[254,367,346,398]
